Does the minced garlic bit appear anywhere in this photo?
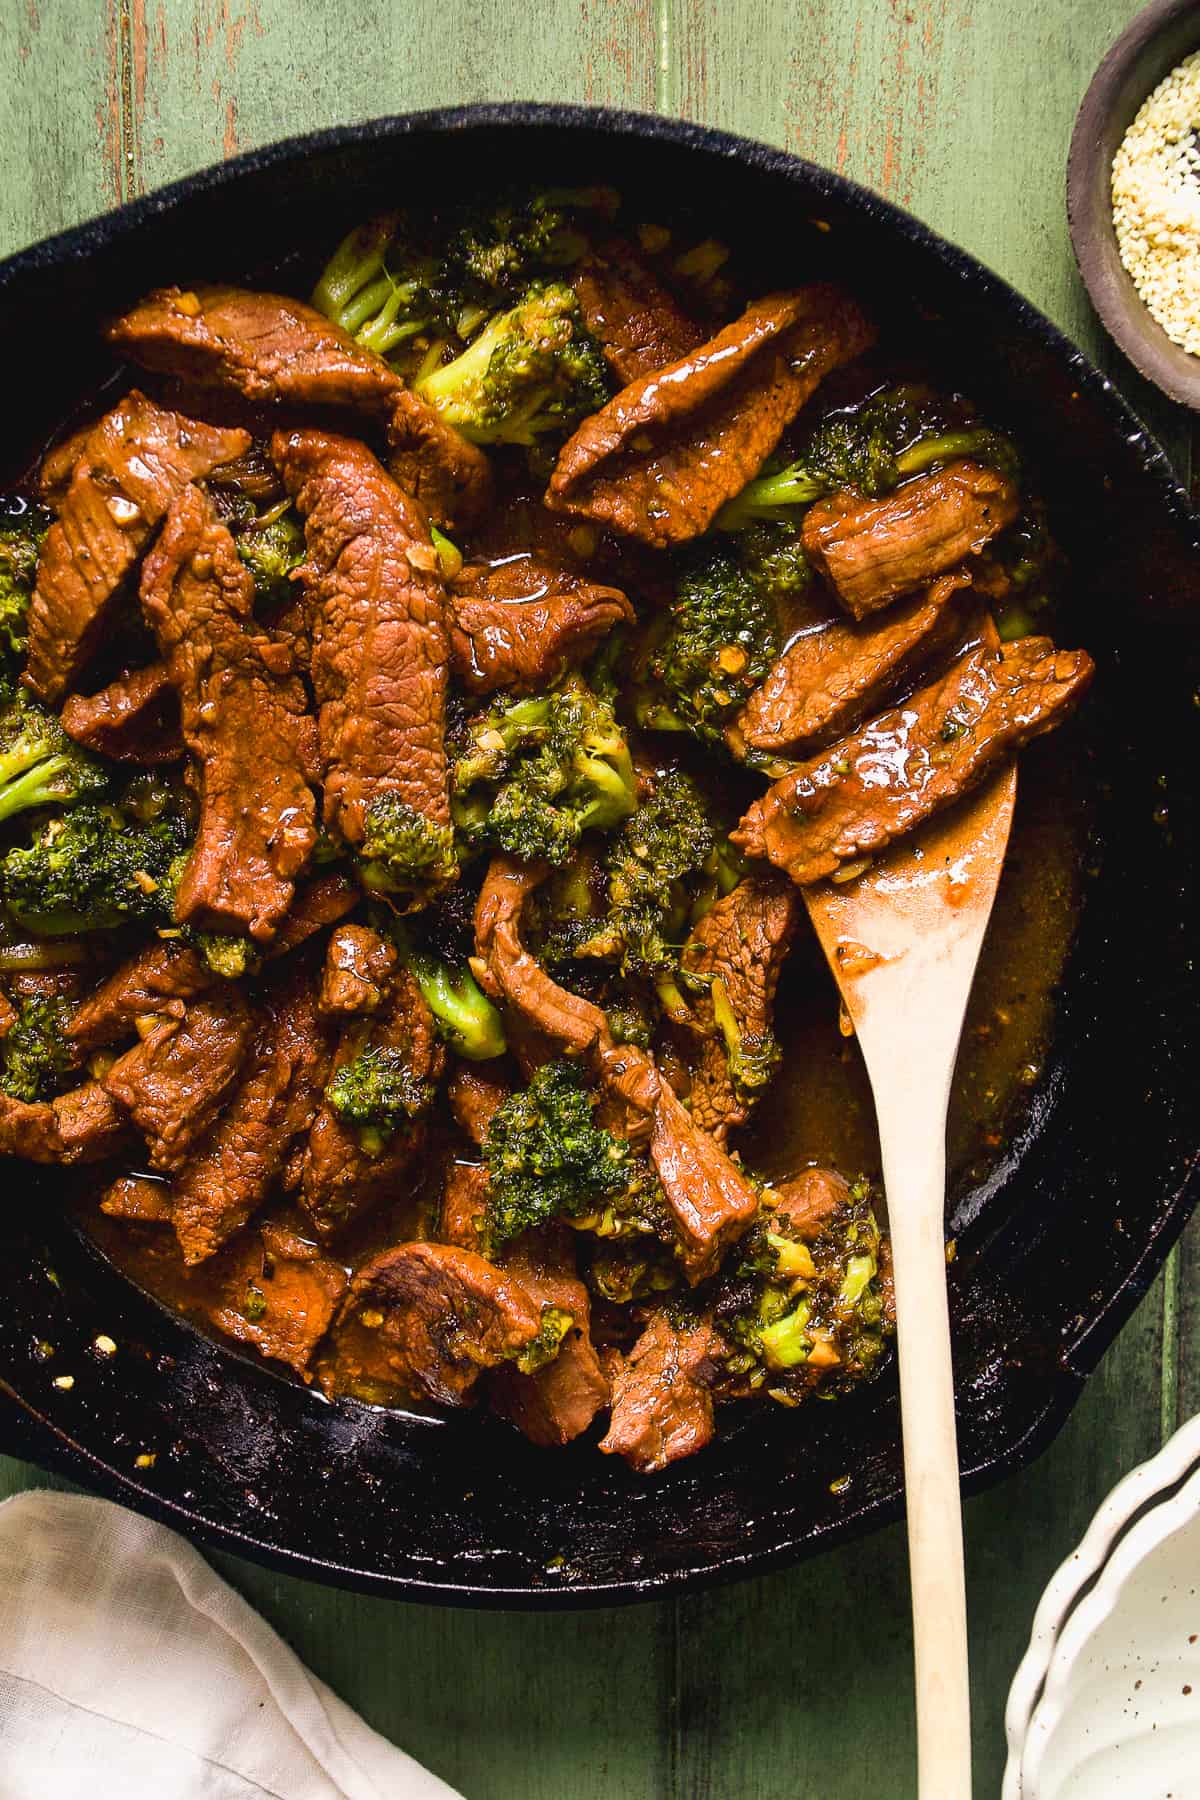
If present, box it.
[134,1452,157,1470]
[52,1374,74,1391]
[1112,52,1200,355]
[93,1334,117,1357]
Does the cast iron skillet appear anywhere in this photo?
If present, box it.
[0,105,1195,1608]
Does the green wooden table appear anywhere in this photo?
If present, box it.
[0,3,1195,1793]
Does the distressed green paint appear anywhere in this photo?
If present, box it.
[0,2,1194,1795]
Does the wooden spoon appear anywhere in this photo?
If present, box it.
[803,765,1018,1800]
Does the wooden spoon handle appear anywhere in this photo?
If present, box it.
[882,1122,972,1799]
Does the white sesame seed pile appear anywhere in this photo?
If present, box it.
[1111,50,1200,356]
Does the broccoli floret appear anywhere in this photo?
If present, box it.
[235,506,305,609]
[709,973,780,1104]
[451,677,635,868]
[193,932,258,980]
[326,1042,433,1155]
[576,773,716,979]
[357,794,459,906]
[0,687,108,824]
[0,495,50,674]
[311,213,441,356]
[414,283,609,447]
[482,1060,630,1249]
[0,803,189,936]
[447,192,592,305]
[638,543,779,745]
[716,385,1019,530]
[0,992,76,1103]
[388,918,507,1061]
[713,1180,891,1401]
[514,1303,576,1374]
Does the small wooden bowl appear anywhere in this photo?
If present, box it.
[1068,0,1200,408]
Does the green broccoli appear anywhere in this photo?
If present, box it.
[0,495,50,672]
[414,283,609,447]
[574,772,716,980]
[388,918,507,1061]
[716,385,1019,530]
[451,677,635,868]
[0,992,76,1103]
[514,1303,576,1374]
[446,192,593,305]
[0,803,189,936]
[235,506,305,609]
[326,1042,434,1155]
[0,687,108,824]
[712,1180,891,1400]
[357,795,459,905]
[311,213,441,355]
[708,973,780,1104]
[482,1059,630,1249]
[637,543,779,745]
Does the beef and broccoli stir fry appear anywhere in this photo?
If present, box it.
[0,189,1093,1473]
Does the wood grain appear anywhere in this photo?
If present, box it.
[0,3,1194,1796]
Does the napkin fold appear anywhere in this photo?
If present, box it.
[0,1490,462,1799]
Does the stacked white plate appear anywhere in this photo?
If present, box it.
[1004,1413,1200,1797]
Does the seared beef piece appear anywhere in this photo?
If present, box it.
[26,393,250,702]
[801,461,1018,620]
[102,989,254,1173]
[268,872,359,955]
[300,965,444,1242]
[141,486,320,942]
[339,1240,542,1407]
[649,1078,760,1282]
[733,626,1095,886]
[474,854,608,1056]
[101,1174,173,1222]
[0,991,15,1038]
[473,854,757,1276]
[571,235,705,383]
[546,286,875,549]
[108,286,403,418]
[260,1215,323,1261]
[207,1234,347,1377]
[489,1228,609,1447]
[60,662,183,765]
[447,556,633,695]
[447,1061,512,1148]
[38,423,95,509]
[0,1082,127,1165]
[273,429,454,857]
[681,874,801,1141]
[439,1159,490,1251]
[729,570,971,760]
[68,942,215,1051]
[171,967,330,1265]
[772,1166,852,1237]
[387,390,494,532]
[599,1310,721,1473]
[318,923,397,1016]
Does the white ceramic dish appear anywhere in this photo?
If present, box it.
[1003,1413,1200,1799]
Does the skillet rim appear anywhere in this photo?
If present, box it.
[0,100,1196,1608]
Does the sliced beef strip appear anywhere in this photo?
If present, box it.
[26,393,250,702]
[447,556,633,695]
[0,991,16,1039]
[318,923,397,1017]
[171,966,331,1265]
[801,461,1019,620]
[268,872,359,955]
[729,569,971,760]
[473,854,608,1057]
[207,1235,347,1378]
[571,235,705,383]
[771,1166,852,1238]
[439,1159,490,1252]
[340,1240,542,1408]
[489,1228,609,1447]
[0,1082,127,1165]
[733,625,1095,886]
[598,1310,721,1473]
[386,389,494,532]
[108,286,403,418]
[681,874,801,1142]
[68,942,215,1052]
[101,1174,173,1223]
[649,1078,760,1282]
[447,1061,513,1148]
[300,965,444,1243]
[546,286,875,549]
[141,485,319,942]
[101,988,254,1173]
[60,661,183,765]
[273,429,454,857]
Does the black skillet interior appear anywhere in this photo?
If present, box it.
[0,106,1196,1607]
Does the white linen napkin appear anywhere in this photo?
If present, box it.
[0,1489,462,1799]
